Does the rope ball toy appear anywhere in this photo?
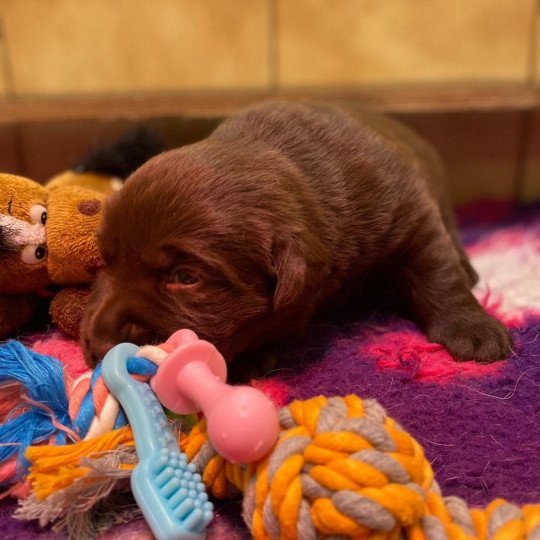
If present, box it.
[0,333,538,539]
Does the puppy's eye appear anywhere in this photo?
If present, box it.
[21,244,47,264]
[29,204,47,225]
[166,270,200,290]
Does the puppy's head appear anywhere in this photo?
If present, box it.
[81,144,327,366]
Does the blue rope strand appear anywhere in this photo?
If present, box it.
[0,342,160,480]
[0,341,72,472]
[126,356,158,376]
[114,409,127,429]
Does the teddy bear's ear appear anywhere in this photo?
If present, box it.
[46,186,106,285]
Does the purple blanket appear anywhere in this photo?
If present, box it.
[2,200,539,539]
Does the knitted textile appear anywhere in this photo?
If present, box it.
[0,200,538,539]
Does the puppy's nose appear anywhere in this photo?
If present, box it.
[84,339,117,367]
[121,322,154,346]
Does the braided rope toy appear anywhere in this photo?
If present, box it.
[0,340,161,490]
[183,395,540,540]
[1,340,539,539]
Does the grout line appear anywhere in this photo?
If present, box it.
[526,0,540,84]
[267,0,279,91]
[0,15,24,176]
[0,16,15,99]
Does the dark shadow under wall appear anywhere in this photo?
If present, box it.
[0,111,538,204]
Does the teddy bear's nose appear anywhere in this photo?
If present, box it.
[0,214,46,248]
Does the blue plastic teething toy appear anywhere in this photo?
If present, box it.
[102,343,213,540]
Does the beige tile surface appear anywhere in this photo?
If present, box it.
[0,0,270,95]
[396,112,521,204]
[533,5,540,84]
[278,0,535,86]
[0,64,6,99]
[0,15,9,98]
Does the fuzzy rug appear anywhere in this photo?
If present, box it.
[1,200,539,539]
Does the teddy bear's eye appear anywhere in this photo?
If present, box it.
[29,204,47,225]
[21,244,47,264]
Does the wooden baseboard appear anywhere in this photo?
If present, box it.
[0,83,538,125]
[0,85,538,203]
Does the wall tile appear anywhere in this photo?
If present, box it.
[278,0,535,86]
[0,0,270,95]
[0,70,6,99]
[0,15,9,98]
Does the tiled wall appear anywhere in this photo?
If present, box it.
[0,0,537,96]
[277,1,536,86]
[0,0,270,96]
[0,1,538,201]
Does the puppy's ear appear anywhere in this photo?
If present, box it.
[272,236,307,311]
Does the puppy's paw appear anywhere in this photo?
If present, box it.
[428,311,512,363]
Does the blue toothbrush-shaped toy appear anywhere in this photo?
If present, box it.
[102,343,213,540]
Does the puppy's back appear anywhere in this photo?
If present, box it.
[212,101,445,204]
[210,102,445,264]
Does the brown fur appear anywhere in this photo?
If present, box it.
[81,102,511,367]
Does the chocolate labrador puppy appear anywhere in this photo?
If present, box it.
[81,102,511,367]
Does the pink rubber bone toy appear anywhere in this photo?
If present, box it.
[151,329,280,464]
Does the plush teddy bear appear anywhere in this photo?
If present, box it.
[0,173,106,338]
[0,127,164,339]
